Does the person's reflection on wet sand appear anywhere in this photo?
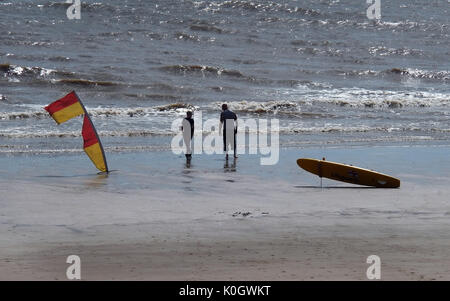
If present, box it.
[183,158,193,175]
[224,157,237,172]
[185,155,191,168]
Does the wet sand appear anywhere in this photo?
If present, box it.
[1,145,450,280]
[2,223,450,281]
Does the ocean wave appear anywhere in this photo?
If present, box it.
[294,47,344,57]
[0,147,83,154]
[203,0,321,16]
[334,19,442,32]
[318,92,449,108]
[123,93,179,101]
[55,79,120,87]
[280,126,450,135]
[0,63,76,78]
[213,101,334,118]
[332,69,379,77]
[0,63,56,77]
[369,46,424,57]
[2,125,450,140]
[0,63,123,87]
[385,68,450,81]
[2,39,66,47]
[86,103,196,116]
[48,56,72,62]
[158,64,245,78]
[230,58,264,65]
[0,131,81,139]
[291,40,331,47]
[0,130,174,139]
[190,24,224,34]
[268,85,450,108]
[2,90,447,123]
[0,111,48,120]
[174,32,201,42]
[285,126,386,134]
[174,31,217,43]
[276,79,332,89]
[0,144,171,154]
[154,103,196,112]
[323,68,449,82]
[0,103,197,120]
[158,65,320,87]
[209,100,302,114]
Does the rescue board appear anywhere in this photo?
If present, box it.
[297,158,400,188]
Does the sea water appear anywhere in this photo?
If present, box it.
[0,0,449,154]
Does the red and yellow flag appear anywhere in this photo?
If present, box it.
[44,91,109,173]
[44,91,84,124]
[82,114,108,172]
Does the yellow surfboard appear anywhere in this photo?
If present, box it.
[297,158,400,188]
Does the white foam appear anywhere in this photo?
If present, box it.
[266,86,450,108]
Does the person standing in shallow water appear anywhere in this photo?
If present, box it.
[219,104,238,160]
[181,111,194,163]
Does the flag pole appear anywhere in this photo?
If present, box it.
[73,91,109,173]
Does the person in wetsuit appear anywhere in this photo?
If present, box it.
[219,104,238,160]
[181,111,194,161]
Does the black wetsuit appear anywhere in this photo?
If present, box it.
[182,117,194,159]
[220,109,237,152]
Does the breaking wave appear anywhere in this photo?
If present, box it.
[324,68,450,82]
[201,0,321,16]
[158,65,245,78]
[209,89,450,110]
[206,100,331,117]
[333,19,445,32]
[0,63,56,77]
[1,89,449,123]
[0,103,197,120]
[2,125,450,140]
[0,129,174,139]
[369,46,424,57]
[0,63,123,87]
[385,68,450,81]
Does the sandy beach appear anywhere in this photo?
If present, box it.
[1,144,449,280]
[1,0,449,284]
